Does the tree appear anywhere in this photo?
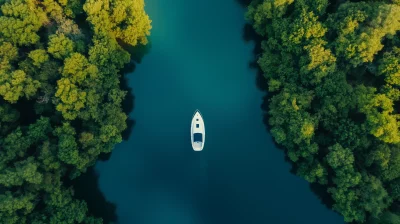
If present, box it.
[0,128,31,165]
[55,53,99,120]
[331,2,400,67]
[281,8,327,54]
[83,0,152,45]
[378,47,400,86]
[0,41,18,65]
[246,0,295,35]
[47,199,88,224]
[373,212,400,224]
[358,91,400,143]
[327,144,354,169]
[88,34,130,75]
[27,117,52,142]
[54,122,80,166]
[47,34,75,60]
[381,146,400,181]
[28,49,49,67]
[247,0,400,222]
[296,158,327,184]
[389,178,400,200]
[0,0,150,221]
[0,104,19,135]
[0,192,36,219]
[0,70,40,103]
[0,0,48,45]
[0,157,43,187]
[359,175,391,218]
[328,186,366,222]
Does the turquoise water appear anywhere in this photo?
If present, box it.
[95,0,345,223]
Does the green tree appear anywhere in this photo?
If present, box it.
[83,0,152,45]
[0,0,150,221]
[0,0,48,45]
[54,122,80,166]
[331,2,400,67]
[359,175,391,217]
[28,49,49,67]
[327,144,354,169]
[55,53,99,120]
[247,0,400,222]
[359,91,400,143]
[0,70,40,103]
[47,34,75,60]
[378,47,400,86]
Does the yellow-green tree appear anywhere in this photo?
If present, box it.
[84,0,152,45]
[247,0,400,222]
[0,0,151,222]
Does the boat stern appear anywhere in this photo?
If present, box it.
[192,141,203,151]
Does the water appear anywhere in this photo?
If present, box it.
[95,0,345,223]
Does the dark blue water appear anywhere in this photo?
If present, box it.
[95,0,345,223]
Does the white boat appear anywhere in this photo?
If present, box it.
[191,110,205,151]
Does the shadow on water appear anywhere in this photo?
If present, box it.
[73,168,118,224]
[120,42,152,142]
[242,24,266,92]
[309,183,335,210]
[238,2,337,213]
[235,0,252,7]
[120,75,136,141]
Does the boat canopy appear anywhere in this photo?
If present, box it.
[193,133,203,142]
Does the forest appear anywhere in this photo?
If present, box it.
[0,0,151,223]
[246,0,400,223]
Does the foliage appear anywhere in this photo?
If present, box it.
[247,0,400,222]
[0,0,151,222]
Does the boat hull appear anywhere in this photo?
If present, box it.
[191,110,205,151]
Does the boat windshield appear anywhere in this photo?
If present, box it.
[193,133,203,142]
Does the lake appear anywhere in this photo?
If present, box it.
[94,0,345,223]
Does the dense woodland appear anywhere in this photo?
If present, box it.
[246,0,400,223]
[0,0,151,222]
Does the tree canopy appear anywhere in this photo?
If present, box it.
[0,0,151,222]
[247,0,400,223]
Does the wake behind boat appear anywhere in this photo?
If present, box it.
[191,110,205,151]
